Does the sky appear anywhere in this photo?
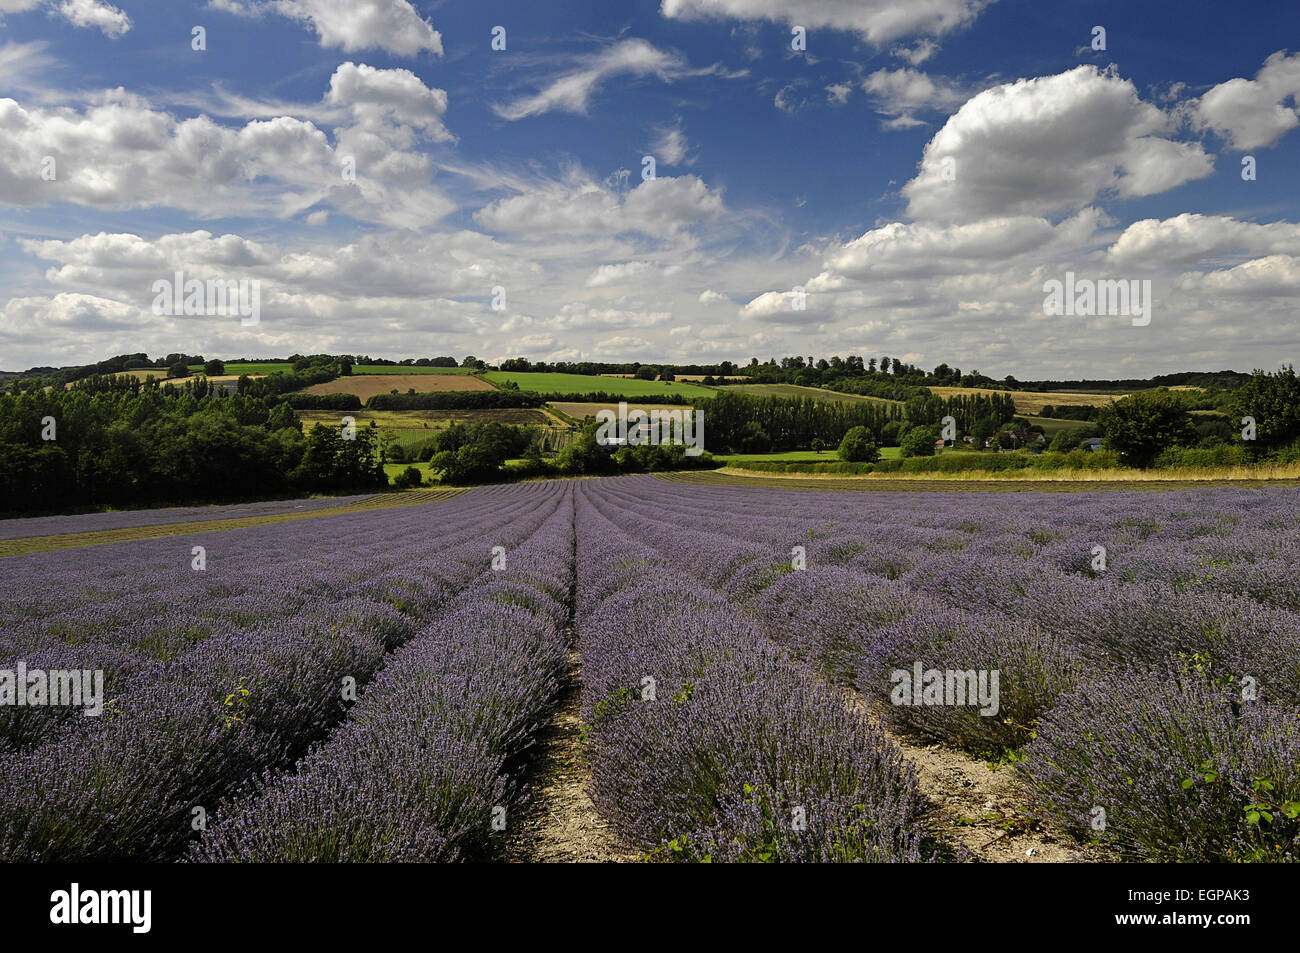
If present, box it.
[1,0,1299,377]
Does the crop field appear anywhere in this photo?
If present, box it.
[0,495,373,543]
[721,382,902,405]
[3,474,1298,864]
[664,374,748,382]
[483,371,715,400]
[201,362,294,376]
[0,490,462,557]
[296,374,496,401]
[927,386,1122,415]
[1025,414,1088,435]
[295,408,555,442]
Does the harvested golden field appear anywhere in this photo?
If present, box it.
[724,383,901,405]
[927,386,1123,415]
[298,374,496,400]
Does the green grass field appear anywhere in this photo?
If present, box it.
[484,371,715,400]
[197,362,294,376]
[549,401,697,419]
[384,462,428,484]
[719,383,902,405]
[1026,415,1093,436]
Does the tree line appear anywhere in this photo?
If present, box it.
[701,391,903,453]
[0,376,384,514]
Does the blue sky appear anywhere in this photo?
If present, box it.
[2,0,1300,376]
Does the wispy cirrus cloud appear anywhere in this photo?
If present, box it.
[493,39,717,120]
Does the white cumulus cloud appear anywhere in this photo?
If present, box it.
[903,66,1214,223]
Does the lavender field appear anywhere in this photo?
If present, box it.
[0,495,374,542]
[2,475,1298,862]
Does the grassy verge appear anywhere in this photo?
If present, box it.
[718,447,903,464]
[656,470,1300,493]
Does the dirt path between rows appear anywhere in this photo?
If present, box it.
[837,687,1103,863]
[500,640,640,863]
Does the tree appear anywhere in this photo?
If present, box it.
[837,426,879,462]
[971,417,997,448]
[1195,416,1235,447]
[266,402,300,432]
[735,421,771,453]
[1229,365,1300,452]
[392,466,423,489]
[811,437,825,454]
[203,359,225,376]
[1096,390,1196,467]
[426,420,541,482]
[168,362,189,379]
[1048,424,1100,453]
[555,420,617,475]
[900,425,938,457]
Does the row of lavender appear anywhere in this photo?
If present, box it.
[188,486,575,861]
[571,483,936,862]
[586,476,1300,862]
[0,482,571,861]
[0,485,541,752]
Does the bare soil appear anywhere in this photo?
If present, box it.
[500,641,640,863]
[835,688,1102,863]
